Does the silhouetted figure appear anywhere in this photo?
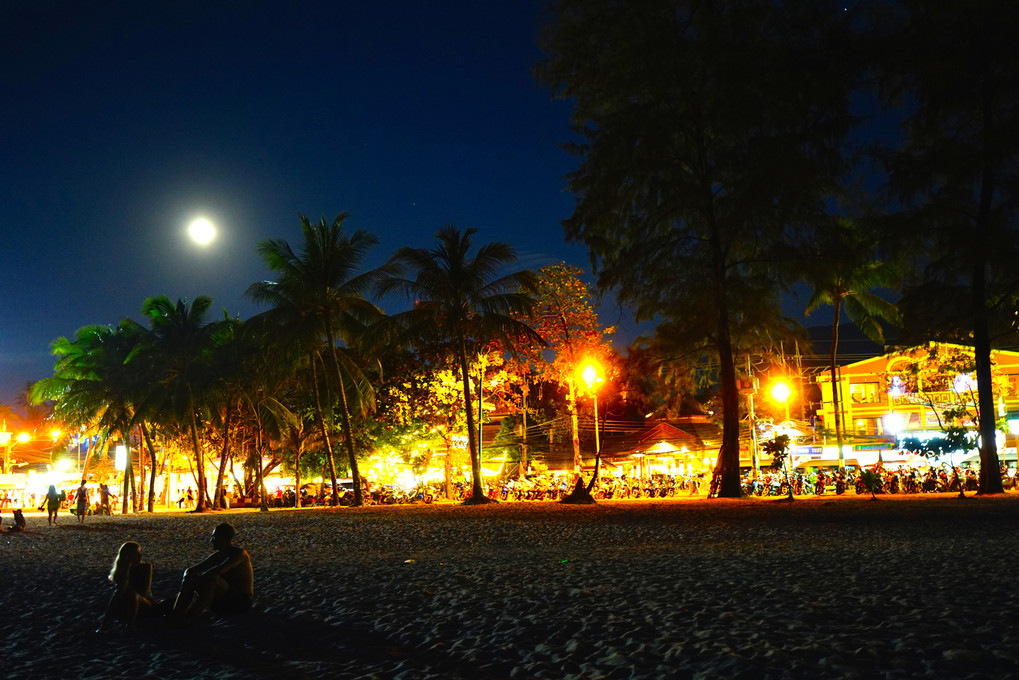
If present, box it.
[41,485,64,525]
[171,523,253,622]
[99,483,112,515]
[97,541,154,632]
[7,508,27,532]
[74,480,89,523]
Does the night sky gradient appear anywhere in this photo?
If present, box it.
[1,1,599,406]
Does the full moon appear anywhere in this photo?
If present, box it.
[187,217,216,245]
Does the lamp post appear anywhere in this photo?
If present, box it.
[581,361,603,494]
[1,432,30,474]
[0,430,10,474]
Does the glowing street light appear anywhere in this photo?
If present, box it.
[1,432,30,474]
[770,379,792,422]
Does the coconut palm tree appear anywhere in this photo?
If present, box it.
[379,225,541,504]
[805,220,902,464]
[140,295,224,512]
[31,320,147,510]
[247,213,389,506]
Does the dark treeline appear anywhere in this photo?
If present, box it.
[536,0,1019,495]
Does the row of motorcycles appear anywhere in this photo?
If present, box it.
[739,466,987,497]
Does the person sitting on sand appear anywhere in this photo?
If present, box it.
[98,541,154,632]
[7,508,27,532]
[171,522,253,621]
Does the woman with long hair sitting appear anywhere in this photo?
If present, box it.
[97,541,154,632]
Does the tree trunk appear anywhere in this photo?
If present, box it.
[141,422,159,512]
[121,435,134,514]
[459,341,492,503]
[712,273,741,496]
[324,320,364,507]
[294,445,303,508]
[830,298,844,467]
[256,426,269,512]
[974,75,1004,494]
[136,425,145,509]
[310,354,342,505]
[568,379,581,477]
[444,439,453,500]
[188,389,207,512]
[520,381,529,476]
[213,406,233,509]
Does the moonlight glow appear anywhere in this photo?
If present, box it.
[187,217,217,245]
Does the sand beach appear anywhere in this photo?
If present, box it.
[3,495,1018,679]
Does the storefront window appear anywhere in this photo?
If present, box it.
[850,382,881,404]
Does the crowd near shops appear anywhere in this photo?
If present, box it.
[3,463,1018,516]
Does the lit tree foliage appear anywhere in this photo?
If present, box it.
[527,263,614,473]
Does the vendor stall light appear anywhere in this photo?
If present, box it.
[888,376,903,397]
[883,413,905,435]
[115,445,127,472]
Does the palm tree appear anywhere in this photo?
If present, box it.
[141,295,224,512]
[379,225,541,504]
[805,220,901,464]
[31,321,146,510]
[247,213,389,507]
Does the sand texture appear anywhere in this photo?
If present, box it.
[3,495,1019,679]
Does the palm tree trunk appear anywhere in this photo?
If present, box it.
[324,320,363,506]
[294,444,303,508]
[136,425,145,508]
[459,342,489,503]
[213,405,234,509]
[256,425,269,512]
[121,432,134,514]
[140,422,159,512]
[310,355,341,504]
[187,390,207,512]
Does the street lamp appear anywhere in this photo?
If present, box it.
[770,379,792,423]
[581,361,604,493]
[1,432,30,474]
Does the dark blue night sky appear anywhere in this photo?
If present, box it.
[1,1,600,405]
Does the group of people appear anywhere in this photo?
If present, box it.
[98,522,254,632]
[35,481,116,524]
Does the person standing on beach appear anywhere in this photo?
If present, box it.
[41,484,64,525]
[74,480,89,523]
[99,483,112,515]
[171,522,253,622]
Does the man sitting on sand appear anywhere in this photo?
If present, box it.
[171,522,253,621]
